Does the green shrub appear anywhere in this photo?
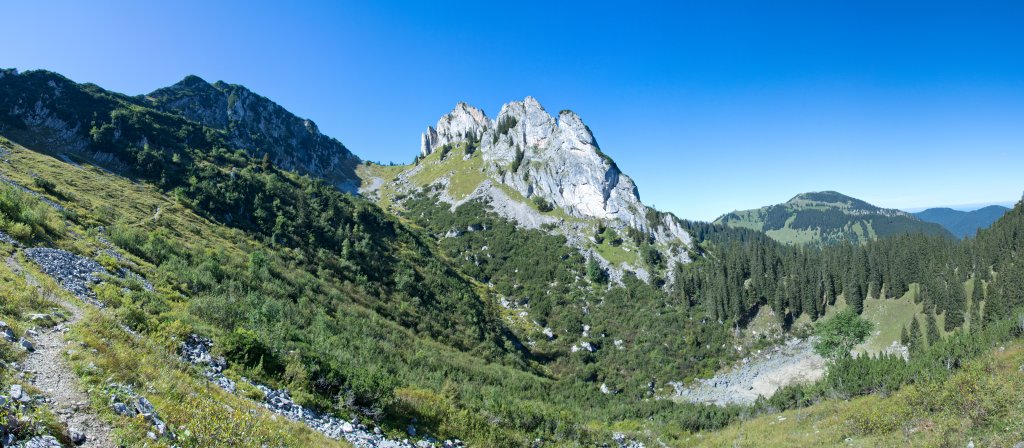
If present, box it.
[219,327,281,375]
[845,394,913,434]
[814,309,873,359]
[32,177,58,195]
[531,196,554,212]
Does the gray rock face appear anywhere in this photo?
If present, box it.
[69,428,87,445]
[146,75,362,192]
[422,97,646,228]
[420,102,490,157]
[421,97,691,248]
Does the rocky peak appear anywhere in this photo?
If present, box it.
[418,97,675,235]
[421,102,491,156]
[147,76,361,192]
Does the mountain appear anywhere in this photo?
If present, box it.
[3,67,1024,448]
[715,191,955,244]
[0,68,725,447]
[0,69,361,192]
[913,205,1010,239]
[145,75,363,192]
[360,97,693,281]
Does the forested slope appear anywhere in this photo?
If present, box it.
[0,68,1022,447]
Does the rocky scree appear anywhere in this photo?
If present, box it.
[0,383,63,447]
[23,248,108,307]
[180,335,466,448]
[670,338,825,406]
[106,384,175,441]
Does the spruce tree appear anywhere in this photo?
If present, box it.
[944,278,966,331]
[972,275,984,304]
[586,256,607,284]
[909,315,922,349]
[925,310,940,346]
[846,283,864,315]
[900,325,910,345]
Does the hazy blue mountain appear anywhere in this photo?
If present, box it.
[914,205,1010,239]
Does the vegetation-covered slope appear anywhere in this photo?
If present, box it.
[2,67,1023,447]
[716,191,954,245]
[914,204,1010,239]
[0,69,754,446]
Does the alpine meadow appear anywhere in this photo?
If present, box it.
[0,2,1023,448]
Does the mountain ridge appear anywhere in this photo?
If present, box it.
[365,97,694,281]
[914,205,1010,239]
[146,75,362,192]
[716,190,954,244]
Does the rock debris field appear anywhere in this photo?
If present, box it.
[23,248,108,306]
[672,338,825,406]
[181,335,466,448]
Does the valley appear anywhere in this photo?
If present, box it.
[0,68,1020,448]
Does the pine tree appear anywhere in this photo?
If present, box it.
[846,283,864,315]
[772,280,786,323]
[944,278,966,331]
[972,275,984,304]
[965,299,977,334]
[925,310,940,346]
[900,325,910,345]
[909,315,922,349]
[586,256,607,284]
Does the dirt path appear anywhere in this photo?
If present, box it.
[9,256,117,447]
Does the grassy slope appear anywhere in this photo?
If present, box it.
[685,340,1024,447]
[361,145,641,269]
[0,139,347,447]
[718,199,950,245]
[765,282,972,357]
[6,137,685,447]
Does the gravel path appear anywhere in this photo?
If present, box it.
[8,256,117,447]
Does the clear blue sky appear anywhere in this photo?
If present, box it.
[3,1,1023,220]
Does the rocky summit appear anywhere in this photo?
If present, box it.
[421,97,648,229]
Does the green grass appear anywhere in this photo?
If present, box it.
[594,241,639,267]
[855,291,923,355]
[0,140,348,446]
[763,227,821,245]
[68,309,343,447]
[788,284,962,356]
[408,143,483,194]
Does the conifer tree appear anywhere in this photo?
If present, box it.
[925,310,940,346]
[846,283,864,315]
[944,278,966,331]
[965,299,976,334]
[586,256,607,284]
[909,315,922,349]
[972,275,984,304]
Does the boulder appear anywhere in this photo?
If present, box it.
[70,428,87,445]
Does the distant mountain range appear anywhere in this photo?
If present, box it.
[913,205,1010,239]
[715,191,954,245]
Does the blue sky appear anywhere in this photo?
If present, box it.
[2,1,1022,220]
